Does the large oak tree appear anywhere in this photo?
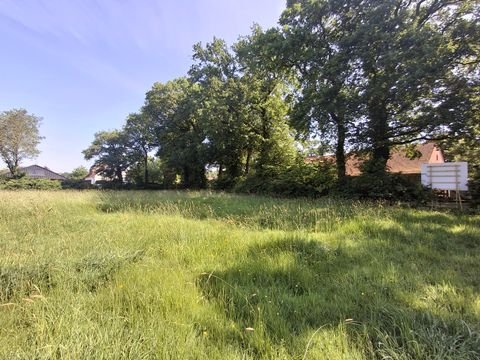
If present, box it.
[279,0,479,174]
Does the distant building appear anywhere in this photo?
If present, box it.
[84,165,127,184]
[2,164,67,180]
[84,166,106,185]
[307,142,445,178]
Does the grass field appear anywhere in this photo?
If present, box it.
[0,191,479,359]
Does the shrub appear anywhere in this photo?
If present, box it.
[60,180,96,190]
[212,174,240,191]
[468,166,480,210]
[235,161,337,197]
[0,178,62,190]
[338,171,432,204]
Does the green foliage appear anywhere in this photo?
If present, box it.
[340,171,431,203]
[83,0,478,200]
[126,157,164,185]
[279,0,479,171]
[60,179,96,190]
[83,130,137,183]
[236,160,336,197]
[0,108,44,176]
[279,1,361,179]
[144,78,208,189]
[190,39,258,184]
[468,168,480,210]
[66,166,89,180]
[0,178,61,190]
[124,112,158,184]
[442,83,480,208]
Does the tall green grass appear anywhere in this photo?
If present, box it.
[0,190,479,359]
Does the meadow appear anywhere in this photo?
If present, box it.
[0,190,479,359]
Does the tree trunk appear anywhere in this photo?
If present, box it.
[143,154,149,184]
[195,165,207,189]
[7,157,19,177]
[331,113,346,182]
[116,167,123,183]
[368,100,390,173]
[183,166,190,188]
[245,148,252,175]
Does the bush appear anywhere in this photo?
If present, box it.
[60,180,97,190]
[338,171,432,204]
[212,174,241,191]
[0,178,62,190]
[235,161,337,197]
[468,166,480,210]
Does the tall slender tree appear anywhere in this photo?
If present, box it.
[278,1,362,181]
[124,112,157,184]
[236,27,297,177]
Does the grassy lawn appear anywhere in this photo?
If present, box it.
[0,191,479,359]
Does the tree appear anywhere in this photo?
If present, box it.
[189,38,248,184]
[189,35,297,187]
[278,2,361,181]
[0,108,43,176]
[236,28,298,177]
[66,166,89,180]
[126,157,164,185]
[279,0,479,174]
[82,130,137,182]
[442,80,480,204]
[351,0,478,171]
[144,78,208,188]
[124,112,157,184]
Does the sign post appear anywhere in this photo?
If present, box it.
[421,162,468,209]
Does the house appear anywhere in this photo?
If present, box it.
[84,166,106,185]
[383,142,444,175]
[307,142,445,179]
[84,166,127,184]
[2,164,67,180]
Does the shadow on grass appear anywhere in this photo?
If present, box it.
[196,232,480,358]
[0,250,145,302]
[95,191,374,232]
[95,192,480,357]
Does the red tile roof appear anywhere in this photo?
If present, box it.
[307,143,444,176]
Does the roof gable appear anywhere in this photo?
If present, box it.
[19,165,67,180]
[308,143,444,176]
[386,143,442,174]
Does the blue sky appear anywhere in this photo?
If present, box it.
[0,0,285,173]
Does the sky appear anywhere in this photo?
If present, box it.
[0,0,285,173]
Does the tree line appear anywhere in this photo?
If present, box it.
[84,0,479,196]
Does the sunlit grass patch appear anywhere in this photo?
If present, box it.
[0,190,479,359]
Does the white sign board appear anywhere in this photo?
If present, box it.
[421,162,468,191]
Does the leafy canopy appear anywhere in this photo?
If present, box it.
[0,108,43,176]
